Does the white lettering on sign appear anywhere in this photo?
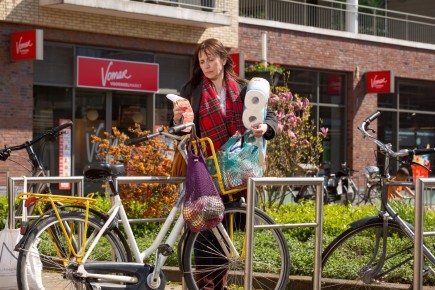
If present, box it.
[370,75,388,89]
[16,36,33,55]
[101,61,132,86]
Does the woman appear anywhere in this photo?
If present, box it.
[172,38,277,147]
[172,38,278,290]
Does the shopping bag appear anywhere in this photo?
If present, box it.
[216,130,263,191]
[0,228,21,289]
[0,228,43,290]
[183,139,224,232]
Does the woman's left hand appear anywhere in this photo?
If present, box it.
[250,123,268,137]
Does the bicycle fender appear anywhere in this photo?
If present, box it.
[349,216,383,228]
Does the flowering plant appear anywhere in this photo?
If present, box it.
[260,74,328,208]
[245,62,285,74]
[91,124,177,218]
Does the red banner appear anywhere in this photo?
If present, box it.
[366,70,394,93]
[59,119,72,190]
[11,29,43,61]
[327,74,342,96]
[77,56,159,92]
[230,53,244,77]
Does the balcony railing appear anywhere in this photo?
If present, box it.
[40,0,231,27]
[239,0,435,45]
[132,0,228,14]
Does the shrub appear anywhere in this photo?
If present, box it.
[91,125,177,218]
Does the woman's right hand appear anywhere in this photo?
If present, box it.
[173,99,191,124]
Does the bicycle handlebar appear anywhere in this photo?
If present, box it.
[0,121,73,161]
[359,112,435,159]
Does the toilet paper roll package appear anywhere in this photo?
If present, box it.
[242,78,270,165]
[242,109,265,129]
[244,77,270,111]
[243,77,270,129]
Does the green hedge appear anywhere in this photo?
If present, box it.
[3,195,435,284]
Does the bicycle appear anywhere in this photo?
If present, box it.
[15,123,290,290]
[319,111,435,289]
[357,165,382,206]
[296,162,357,205]
[0,121,73,218]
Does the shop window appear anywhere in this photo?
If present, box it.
[34,45,73,86]
[33,85,73,192]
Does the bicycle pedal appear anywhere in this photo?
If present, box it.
[157,244,173,256]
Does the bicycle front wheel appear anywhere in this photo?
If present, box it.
[182,204,290,290]
[17,211,130,290]
[320,219,415,289]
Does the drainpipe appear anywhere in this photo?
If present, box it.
[261,31,267,66]
[346,0,358,34]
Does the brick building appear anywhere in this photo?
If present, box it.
[1,0,435,195]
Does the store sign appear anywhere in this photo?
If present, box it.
[366,70,394,93]
[77,56,159,92]
[11,29,43,61]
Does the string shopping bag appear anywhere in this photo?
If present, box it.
[183,139,224,232]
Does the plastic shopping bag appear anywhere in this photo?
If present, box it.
[0,228,43,290]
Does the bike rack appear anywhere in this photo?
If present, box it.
[415,178,435,290]
[8,176,85,229]
[246,177,324,290]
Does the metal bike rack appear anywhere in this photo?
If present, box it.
[415,178,435,290]
[8,176,85,229]
[245,177,324,290]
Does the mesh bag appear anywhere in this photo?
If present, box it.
[216,131,263,191]
[183,139,224,232]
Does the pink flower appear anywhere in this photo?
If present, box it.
[319,127,328,138]
[295,99,303,110]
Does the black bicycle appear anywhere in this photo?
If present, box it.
[0,121,73,217]
[319,111,435,289]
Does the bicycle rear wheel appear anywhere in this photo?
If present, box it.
[17,211,130,290]
[367,184,382,207]
[320,219,416,289]
[182,204,290,290]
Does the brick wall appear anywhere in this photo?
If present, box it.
[0,0,239,48]
[239,23,435,176]
[0,24,34,185]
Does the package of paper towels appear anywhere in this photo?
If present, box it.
[243,77,270,129]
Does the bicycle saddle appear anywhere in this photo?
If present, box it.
[83,162,125,180]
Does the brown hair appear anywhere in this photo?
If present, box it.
[190,38,246,89]
[396,167,410,178]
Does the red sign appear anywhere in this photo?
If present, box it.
[77,56,159,92]
[11,29,43,61]
[230,53,244,77]
[327,74,342,96]
[366,70,394,93]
